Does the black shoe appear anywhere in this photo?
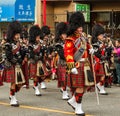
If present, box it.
[11,103,19,107]
[100,93,108,95]
[76,113,85,116]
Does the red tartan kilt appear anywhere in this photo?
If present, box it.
[0,70,3,86]
[56,65,67,87]
[3,66,15,83]
[95,63,105,76]
[29,63,37,78]
[67,63,85,88]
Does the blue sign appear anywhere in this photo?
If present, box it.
[0,0,35,22]
[15,0,35,22]
[0,0,15,22]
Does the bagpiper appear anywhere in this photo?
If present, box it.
[40,25,52,89]
[64,11,94,116]
[92,24,108,95]
[54,22,69,100]
[3,21,25,106]
[28,25,46,96]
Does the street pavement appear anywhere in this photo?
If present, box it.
[0,80,120,116]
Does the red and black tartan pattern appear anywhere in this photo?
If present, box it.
[56,64,67,88]
[3,66,15,83]
[94,63,105,83]
[67,63,85,88]
[94,63,105,76]
[0,70,3,86]
[28,63,37,78]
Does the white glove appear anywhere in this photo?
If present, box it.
[71,68,78,74]
[89,48,94,54]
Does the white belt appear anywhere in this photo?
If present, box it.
[79,58,86,62]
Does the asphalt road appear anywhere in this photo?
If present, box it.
[0,80,120,116]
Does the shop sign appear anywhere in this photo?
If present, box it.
[15,0,35,22]
[75,3,90,22]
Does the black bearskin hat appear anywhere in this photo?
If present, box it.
[67,11,85,36]
[92,24,105,43]
[55,22,68,42]
[6,21,22,43]
[29,25,42,44]
[41,25,50,36]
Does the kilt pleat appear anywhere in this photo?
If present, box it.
[95,63,105,83]
[28,63,37,78]
[67,63,85,88]
[3,66,15,83]
[95,63,105,76]
[57,64,67,87]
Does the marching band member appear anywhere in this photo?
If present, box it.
[92,24,108,95]
[40,25,53,89]
[28,25,43,96]
[40,25,51,89]
[64,11,94,116]
[3,21,25,106]
[55,22,69,100]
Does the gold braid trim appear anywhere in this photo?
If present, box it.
[66,62,75,74]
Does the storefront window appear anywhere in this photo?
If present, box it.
[91,11,120,39]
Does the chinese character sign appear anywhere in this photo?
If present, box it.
[15,0,35,22]
[75,4,90,22]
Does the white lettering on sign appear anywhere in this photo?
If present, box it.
[19,4,24,10]
[22,11,25,15]
[27,5,31,10]
[0,7,3,13]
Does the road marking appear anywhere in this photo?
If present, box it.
[0,102,93,116]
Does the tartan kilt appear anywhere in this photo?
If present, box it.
[94,63,105,83]
[0,70,3,86]
[28,62,37,78]
[56,64,67,87]
[67,63,85,88]
[3,66,15,83]
[94,63,105,76]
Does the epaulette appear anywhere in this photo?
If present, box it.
[65,37,74,41]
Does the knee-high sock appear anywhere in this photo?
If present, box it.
[70,88,76,96]
[100,80,105,86]
[34,80,38,87]
[75,92,83,103]
[15,85,21,93]
[10,89,15,96]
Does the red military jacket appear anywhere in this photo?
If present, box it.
[64,35,90,72]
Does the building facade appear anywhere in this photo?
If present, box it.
[40,0,120,38]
